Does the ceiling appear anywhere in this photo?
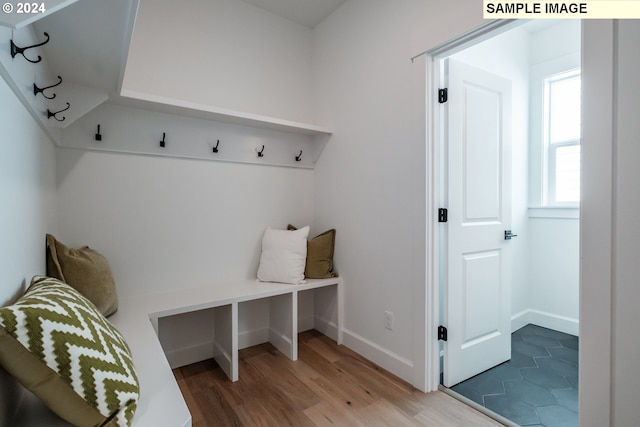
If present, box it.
[23,1,567,117]
[29,0,346,99]
[239,0,347,28]
[33,0,133,95]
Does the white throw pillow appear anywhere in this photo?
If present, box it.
[257,226,310,284]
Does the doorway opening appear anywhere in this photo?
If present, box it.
[429,19,581,427]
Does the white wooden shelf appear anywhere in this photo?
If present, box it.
[118,90,333,137]
[61,101,331,169]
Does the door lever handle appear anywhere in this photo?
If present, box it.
[504,230,518,240]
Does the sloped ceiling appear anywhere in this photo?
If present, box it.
[29,0,346,99]
[32,0,135,96]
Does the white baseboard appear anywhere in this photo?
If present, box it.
[298,314,314,332]
[165,326,285,369]
[313,315,338,342]
[212,340,233,378]
[511,309,579,336]
[268,327,294,359]
[341,328,414,385]
[239,327,269,349]
[238,318,339,349]
[164,341,213,369]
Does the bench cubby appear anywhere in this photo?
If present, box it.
[11,277,342,427]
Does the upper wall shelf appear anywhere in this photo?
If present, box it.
[61,101,331,170]
[117,90,333,137]
[0,0,79,29]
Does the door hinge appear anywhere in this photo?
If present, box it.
[438,88,448,103]
[438,208,448,223]
[438,325,448,341]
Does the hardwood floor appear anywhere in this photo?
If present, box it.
[172,330,504,426]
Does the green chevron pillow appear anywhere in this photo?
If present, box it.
[0,276,139,427]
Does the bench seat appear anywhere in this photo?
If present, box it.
[11,277,342,427]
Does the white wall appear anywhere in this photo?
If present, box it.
[0,74,57,426]
[527,218,579,322]
[526,21,581,335]
[312,0,484,387]
[55,148,315,296]
[55,124,316,363]
[529,20,582,67]
[122,0,314,123]
[0,74,57,311]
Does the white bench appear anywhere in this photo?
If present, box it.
[11,277,343,427]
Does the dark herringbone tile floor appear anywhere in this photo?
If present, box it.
[451,324,578,427]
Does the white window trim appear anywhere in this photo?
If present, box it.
[528,206,579,219]
[543,70,581,207]
[546,139,581,206]
[529,52,581,212]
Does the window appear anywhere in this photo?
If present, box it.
[544,70,581,205]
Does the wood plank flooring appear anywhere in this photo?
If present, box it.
[172,330,504,426]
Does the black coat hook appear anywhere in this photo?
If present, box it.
[95,124,102,141]
[160,132,166,148]
[257,145,265,158]
[34,75,62,99]
[11,32,50,64]
[212,139,220,153]
[47,102,70,122]
[295,150,303,162]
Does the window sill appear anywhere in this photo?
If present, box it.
[528,206,580,219]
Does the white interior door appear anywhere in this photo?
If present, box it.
[442,59,513,387]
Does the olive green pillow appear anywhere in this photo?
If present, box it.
[0,276,139,427]
[46,234,118,317]
[288,225,337,279]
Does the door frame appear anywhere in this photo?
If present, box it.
[424,19,523,392]
[423,19,616,427]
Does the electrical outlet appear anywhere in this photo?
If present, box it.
[384,310,394,331]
